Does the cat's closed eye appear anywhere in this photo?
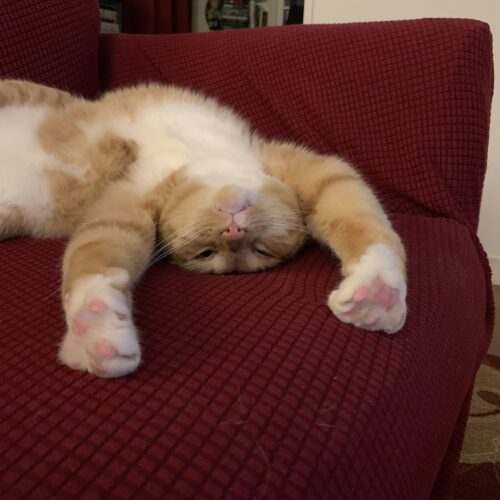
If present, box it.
[194,248,216,259]
[253,246,276,259]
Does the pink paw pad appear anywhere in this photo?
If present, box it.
[374,285,398,309]
[353,286,370,302]
[87,299,107,313]
[72,318,87,337]
[94,341,118,359]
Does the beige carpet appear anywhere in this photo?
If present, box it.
[453,354,500,499]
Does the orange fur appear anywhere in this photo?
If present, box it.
[259,140,405,273]
[0,79,74,108]
[63,184,156,295]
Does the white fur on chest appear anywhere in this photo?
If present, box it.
[0,105,59,223]
[123,100,265,193]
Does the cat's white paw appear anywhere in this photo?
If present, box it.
[59,269,141,378]
[328,244,407,334]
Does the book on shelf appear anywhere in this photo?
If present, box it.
[99,8,118,23]
[100,21,120,33]
[221,0,249,29]
[98,0,122,33]
[192,0,296,32]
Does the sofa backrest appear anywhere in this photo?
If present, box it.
[0,0,100,97]
[100,20,493,229]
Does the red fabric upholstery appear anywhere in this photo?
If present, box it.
[0,1,494,498]
[0,0,99,97]
[0,218,490,498]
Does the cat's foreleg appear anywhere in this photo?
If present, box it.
[59,184,156,377]
[261,141,406,334]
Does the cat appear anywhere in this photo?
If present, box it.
[0,79,407,378]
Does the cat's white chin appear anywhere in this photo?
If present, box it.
[328,244,407,334]
[59,270,141,378]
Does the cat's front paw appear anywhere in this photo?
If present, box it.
[59,269,141,377]
[328,244,407,334]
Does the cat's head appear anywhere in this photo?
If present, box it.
[154,167,307,273]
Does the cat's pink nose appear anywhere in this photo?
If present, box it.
[222,220,245,240]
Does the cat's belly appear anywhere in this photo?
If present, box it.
[124,129,190,195]
[0,105,59,226]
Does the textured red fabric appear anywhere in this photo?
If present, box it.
[0,217,490,498]
[0,0,99,97]
[0,3,495,498]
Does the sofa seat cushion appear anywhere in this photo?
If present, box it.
[0,214,488,498]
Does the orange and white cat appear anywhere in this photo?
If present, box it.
[0,80,407,377]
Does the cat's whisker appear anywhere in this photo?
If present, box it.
[150,241,166,258]
[263,217,304,225]
[149,251,167,266]
[148,254,167,267]
[256,224,305,232]
[43,281,64,302]
[150,231,183,258]
[158,220,201,240]
[169,230,206,252]
[150,239,181,263]
[152,237,169,250]
[258,215,306,224]
[258,217,299,224]
[259,207,303,216]
[256,223,309,234]
[149,229,206,266]
[259,219,306,227]
[149,247,173,267]
[159,225,203,249]
[150,241,178,265]
[257,214,303,221]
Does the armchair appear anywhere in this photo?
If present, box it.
[0,1,494,498]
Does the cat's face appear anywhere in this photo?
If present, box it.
[157,172,307,273]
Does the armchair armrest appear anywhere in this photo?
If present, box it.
[100,20,493,229]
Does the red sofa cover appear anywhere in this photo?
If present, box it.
[0,1,494,498]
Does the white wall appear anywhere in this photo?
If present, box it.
[305,0,500,284]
